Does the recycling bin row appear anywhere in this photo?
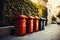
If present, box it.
[13,15,45,36]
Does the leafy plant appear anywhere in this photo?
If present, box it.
[1,0,39,26]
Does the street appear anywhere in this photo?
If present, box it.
[0,24,60,40]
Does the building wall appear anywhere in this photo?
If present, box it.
[38,0,60,24]
[56,7,60,22]
[38,0,52,25]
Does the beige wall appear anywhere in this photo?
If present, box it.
[56,7,60,22]
[38,0,60,24]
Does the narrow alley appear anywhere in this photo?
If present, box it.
[0,0,60,40]
[0,24,60,40]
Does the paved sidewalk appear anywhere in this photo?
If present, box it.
[0,24,60,40]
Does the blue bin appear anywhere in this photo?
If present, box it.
[41,18,45,30]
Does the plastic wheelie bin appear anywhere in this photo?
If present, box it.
[26,16,34,34]
[41,18,45,30]
[33,16,39,32]
[38,18,42,31]
[13,15,26,36]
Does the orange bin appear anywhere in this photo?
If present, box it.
[26,16,34,34]
[33,16,39,32]
[13,15,26,36]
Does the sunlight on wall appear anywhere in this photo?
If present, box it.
[30,0,40,6]
[38,0,60,24]
[30,0,43,17]
[47,0,60,24]
[31,0,38,3]
[47,0,60,15]
[31,0,60,16]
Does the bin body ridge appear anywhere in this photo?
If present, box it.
[33,16,39,32]
[26,16,34,34]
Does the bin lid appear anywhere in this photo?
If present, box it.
[41,18,46,20]
[27,16,34,19]
[38,17,41,19]
[34,16,39,19]
[13,14,27,18]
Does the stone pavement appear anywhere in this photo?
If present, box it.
[0,24,60,40]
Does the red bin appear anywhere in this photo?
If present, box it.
[26,16,34,34]
[13,15,26,36]
[33,16,39,32]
